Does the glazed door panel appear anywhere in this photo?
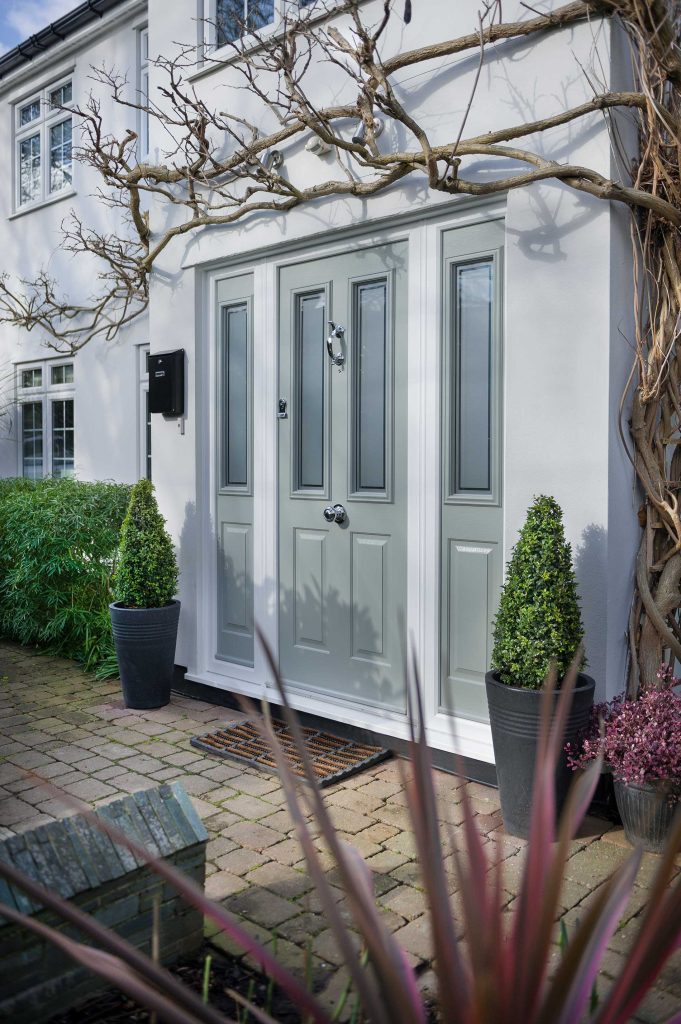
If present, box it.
[279,243,408,710]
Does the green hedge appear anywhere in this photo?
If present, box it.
[0,478,131,673]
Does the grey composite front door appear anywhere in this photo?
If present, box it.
[278,242,408,711]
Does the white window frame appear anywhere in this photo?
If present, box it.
[199,0,317,56]
[137,27,150,160]
[14,74,74,213]
[16,358,75,478]
[137,345,151,480]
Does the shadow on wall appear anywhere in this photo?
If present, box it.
[574,522,608,698]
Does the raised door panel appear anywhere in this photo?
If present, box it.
[351,533,389,663]
[293,528,329,651]
[217,520,253,665]
[442,538,500,720]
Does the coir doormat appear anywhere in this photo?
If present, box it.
[190,719,391,787]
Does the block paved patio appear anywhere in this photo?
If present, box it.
[1,641,680,1022]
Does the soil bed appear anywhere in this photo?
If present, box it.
[47,943,333,1024]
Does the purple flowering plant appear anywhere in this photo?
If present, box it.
[566,664,681,797]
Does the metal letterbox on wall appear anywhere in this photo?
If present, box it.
[149,349,185,416]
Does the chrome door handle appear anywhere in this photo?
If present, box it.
[323,504,346,524]
[326,321,345,367]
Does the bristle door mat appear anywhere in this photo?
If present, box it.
[190,719,392,787]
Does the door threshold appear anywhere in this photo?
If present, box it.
[172,665,498,787]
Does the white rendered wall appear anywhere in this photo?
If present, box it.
[0,0,149,484]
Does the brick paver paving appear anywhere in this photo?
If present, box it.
[1,642,680,1021]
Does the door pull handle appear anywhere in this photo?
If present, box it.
[326,322,345,368]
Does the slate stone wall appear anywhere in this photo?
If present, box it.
[0,782,208,1024]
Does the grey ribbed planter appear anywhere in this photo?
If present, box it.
[613,778,677,854]
[485,671,595,839]
[109,600,180,709]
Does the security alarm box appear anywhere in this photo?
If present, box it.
[149,349,185,416]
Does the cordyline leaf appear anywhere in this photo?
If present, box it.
[539,850,642,1024]
[593,810,681,1024]
[227,989,280,1024]
[340,839,425,1019]
[449,786,502,1021]
[250,696,388,1024]
[0,859,226,1024]
[511,656,578,1018]
[257,631,425,1024]
[524,754,604,1018]
[403,645,471,1021]
[0,901,217,1024]
[16,773,332,1024]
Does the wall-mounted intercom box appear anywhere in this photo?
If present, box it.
[149,349,185,417]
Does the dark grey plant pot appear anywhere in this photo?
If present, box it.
[109,600,180,710]
[613,778,677,854]
[485,670,595,839]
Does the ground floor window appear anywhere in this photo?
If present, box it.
[17,359,75,478]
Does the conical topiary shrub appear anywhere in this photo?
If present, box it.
[486,495,593,837]
[113,478,178,608]
[492,495,584,689]
[109,479,180,709]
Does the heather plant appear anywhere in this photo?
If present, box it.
[112,479,178,608]
[3,646,681,1024]
[567,669,681,795]
[0,477,130,673]
[492,495,584,688]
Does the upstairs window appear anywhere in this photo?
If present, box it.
[205,0,317,50]
[15,77,73,211]
[216,0,274,44]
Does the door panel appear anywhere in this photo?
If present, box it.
[440,222,504,722]
[279,243,407,710]
[294,528,328,650]
[216,273,254,666]
[351,533,389,662]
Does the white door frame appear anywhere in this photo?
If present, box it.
[188,199,506,764]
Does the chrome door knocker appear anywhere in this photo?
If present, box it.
[327,321,345,369]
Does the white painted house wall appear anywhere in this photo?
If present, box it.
[0,0,639,764]
[0,0,149,484]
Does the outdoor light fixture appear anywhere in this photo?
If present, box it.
[351,117,384,145]
[305,134,332,156]
[263,148,283,171]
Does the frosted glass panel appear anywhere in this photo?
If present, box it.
[296,291,325,490]
[221,304,248,488]
[354,280,387,491]
[453,261,493,493]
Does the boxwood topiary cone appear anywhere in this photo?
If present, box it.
[113,478,178,609]
[492,495,584,689]
[109,479,180,709]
